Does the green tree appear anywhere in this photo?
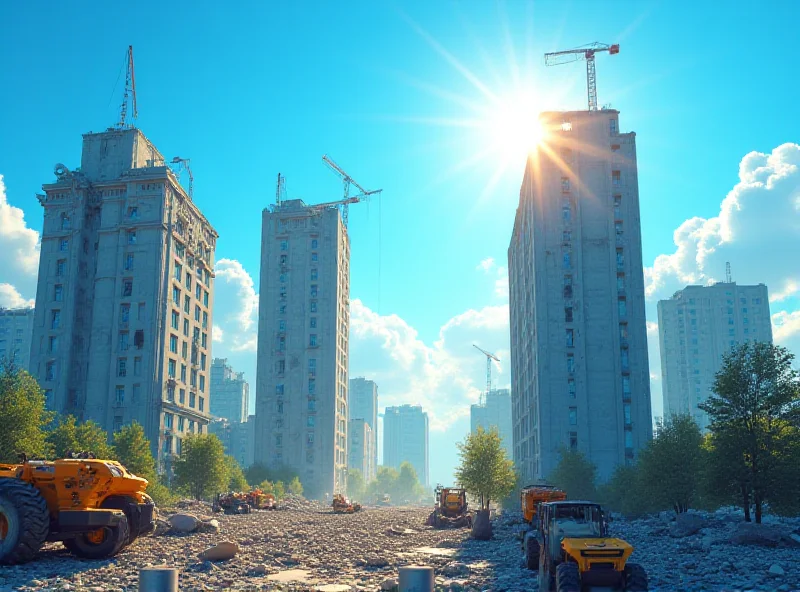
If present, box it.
[258,480,275,495]
[225,455,248,491]
[598,463,652,518]
[273,480,286,500]
[113,421,156,480]
[47,415,115,460]
[173,434,229,500]
[287,476,304,497]
[455,426,516,510]
[394,461,424,502]
[699,341,800,523]
[0,361,53,462]
[548,448,597,501]
[639,414,705,514]
[245,462,270,486]
[347,469,365,500]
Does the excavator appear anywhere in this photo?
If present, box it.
[521,483,568,569]
[0,453,156,565]
[426,485,472,528]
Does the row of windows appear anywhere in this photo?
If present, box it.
[167,359,207,392]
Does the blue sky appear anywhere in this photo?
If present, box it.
[1,1,799,486]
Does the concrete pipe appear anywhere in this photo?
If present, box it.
[139,566,179,592]
[398,565,434,592]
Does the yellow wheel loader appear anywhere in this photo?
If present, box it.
[0,453,156,565]
[536,501,647,592]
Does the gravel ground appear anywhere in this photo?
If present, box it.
[1,500,798,591]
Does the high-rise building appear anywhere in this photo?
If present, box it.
[657,282,772,430]
[470,388,513,460]
[0,307,35,371]
[348,418,375,482]
[349,377,378,477]
[255,199,350,499]
[210,358,249,423]
[29,128,217,469]
[209,414,255,469]
[383,404,429,486]
[508,109,652,483]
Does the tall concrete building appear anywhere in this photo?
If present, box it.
[348,418,375,482]
[383,404,429,486]
[349,377,378,476]
[29,127,217,469]
[0,307,35,371]
[255,199,350,499]
[658,282,772,431]
[209,414,255,469]
[470,388,513,460]
[210,357,249,423]
[508,109,652,483]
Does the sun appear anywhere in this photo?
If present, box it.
[486,92,548,162]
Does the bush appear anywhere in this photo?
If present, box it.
[549,448,597,501]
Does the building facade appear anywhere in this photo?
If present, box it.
[349,377,378,478]
[657,282,772,431]
[210,357,249,423]
[508,109,652,484]
[470,388,513,460]
[347,418,375,482]
[29,127,217,469]
[0,307,35,371]
[209,414,255,469]
[254,200,350,499]
[383,404,429,486]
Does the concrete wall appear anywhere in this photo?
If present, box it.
[470,388,513,460]
[347,418,375,482]
[349,377,378,478]
[0,307,34,371]
[383,404,429,486]
[211,357,249,423]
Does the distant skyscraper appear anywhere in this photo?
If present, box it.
[383,404,429,486]
[209,414,255,470]
[210,358,249,423]
[470,388,512,460]
[0,307,35,371]
[348,418,375,482]
[254,200,350,499]
[349,377,378,477]
[29,127,217,470]
[508,109,652,483]
[658,282,772,430]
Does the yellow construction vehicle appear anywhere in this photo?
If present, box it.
[0,453,156,565]
[536,501,647,592]
[212,491,251,515]
[520,483,567,569]
[426,485,471,528]
[246,489,277,510]
[332,494,361,514]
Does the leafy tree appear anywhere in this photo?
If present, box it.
[0,361,53,462]
[113,421,156,480]
[701,430,749,513]
[225,455,248,492]
[455,426,516,511]
[287,476,304,497]
[347,469,365,501]
[173,434,229,500]
[598,463,652,518]
[246,462,270,486]
[393,462,426,502]
[47,415,115,460]
[699,341,800,523]
[639,414,705,514]
[258,480,275,495]
[273,480,286,500]
[548,448,598,501]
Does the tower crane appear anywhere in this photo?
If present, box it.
[116,45,138,129]
[544,42,619,112]
[321,154,382,228]
[473,345,500,407]
[170,157,194,199]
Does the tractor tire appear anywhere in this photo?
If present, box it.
[524,533,540,570]
[100,496,141,548]
[0,479,50,565]
[63,514,130,560]
[624,562,648,591]
[555,563,580,592]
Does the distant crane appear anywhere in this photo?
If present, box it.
[170,157,194,199]
[116,45,138,129]
[473,345,500,407]
[321,154,383,228]
[544,42,619,112]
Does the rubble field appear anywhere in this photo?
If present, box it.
[1,498,798,591]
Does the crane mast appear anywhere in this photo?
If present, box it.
[321,154,382,228]
[117,45,138,129]
[473,345,500,406]
[170,157,193,199]
[544,42,619,111]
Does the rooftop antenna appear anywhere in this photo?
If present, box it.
[726,262,732,283]
[276,173,285,207]
[116,45,138,129]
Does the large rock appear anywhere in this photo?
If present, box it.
[729,522,800,547]
[198,541,239,561]
[168,513,199,533]
[471,510,492,540]
[196,519,221,534]
[442,562,470,577]
[669,512,708,538]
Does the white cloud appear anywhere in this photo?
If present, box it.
[646,321,658,336]
[477,257,496,272]
[0,283,35,308]
[772,310,800,345]
[0,174,41,300]
[494,266,509,299]
[770,281,799,303]
[213,258,259,352]
[212,324,224,343]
